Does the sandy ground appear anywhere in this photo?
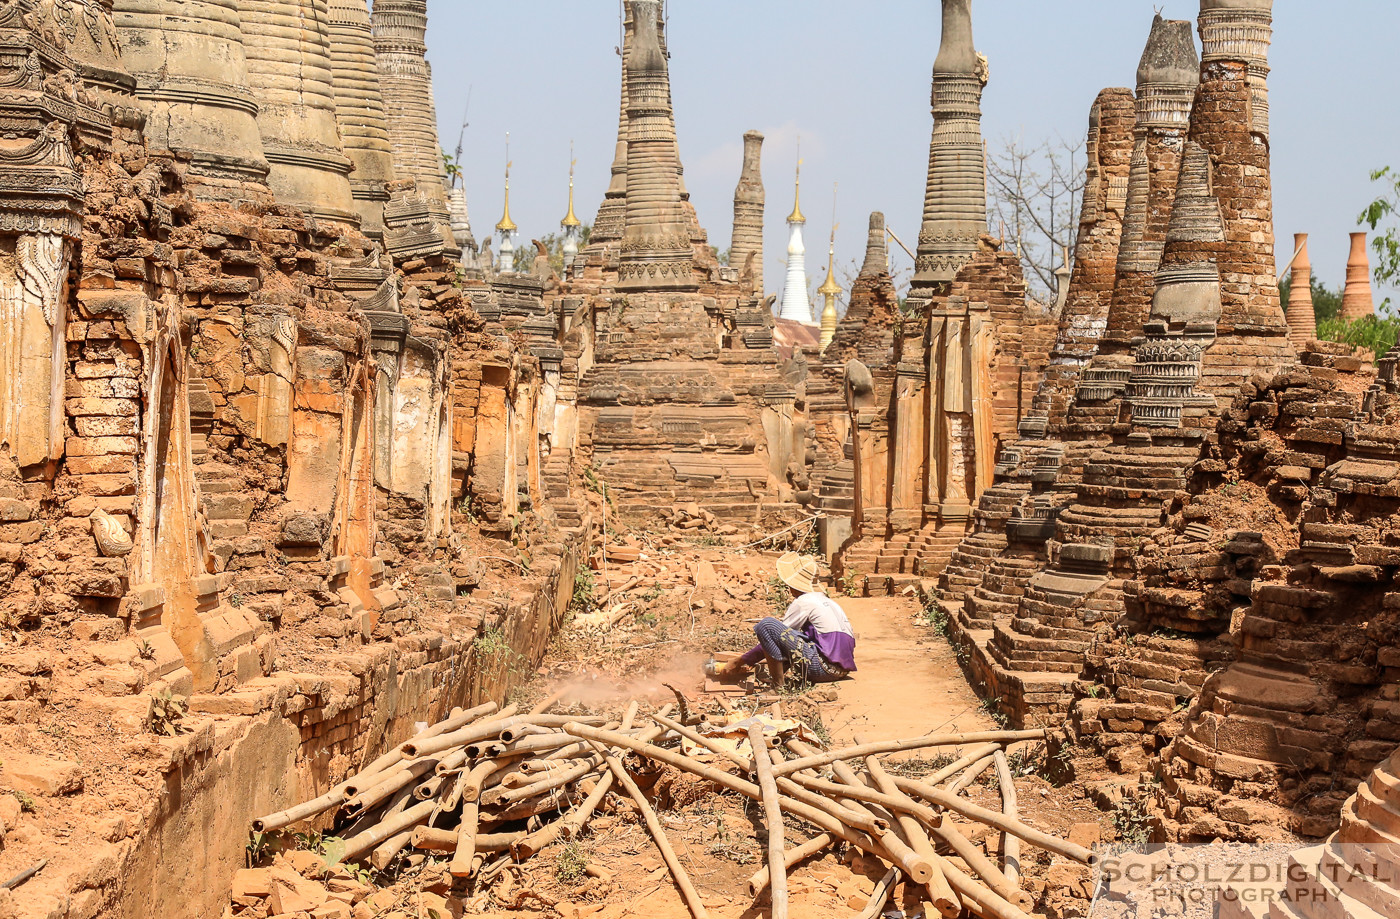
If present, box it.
[825,596,995,747]
[233,541,1110,919]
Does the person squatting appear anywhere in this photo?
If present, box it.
[712,552,857,689]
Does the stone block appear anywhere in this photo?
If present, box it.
[268,864,327,915]
[280,514,327,548]
[0,500,31,522]
[1,752,84,795]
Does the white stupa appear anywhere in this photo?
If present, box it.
[777,159,812,323]
[495,158,517,275]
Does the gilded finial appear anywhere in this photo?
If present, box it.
[819,185,840,297]
[562,142,581,228]
[818,247,841,297]
[788,149,806,225]
[497,133,517,234]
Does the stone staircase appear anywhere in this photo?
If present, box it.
[541,449,585,532]
[963,552,1043,630]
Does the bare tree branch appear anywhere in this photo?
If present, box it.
[986,135,1085,299]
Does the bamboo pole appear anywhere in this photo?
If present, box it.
[747,834,834,896]
[993,751,1020,887]
[398,704,520,757]
[892,775,1094,864]
[404,711,607,757]
[649,714,891,837]
[772,730,1047,777]
[370,830,414,871]
[857,866,900,919]
[860,740,959,919]
[783,769,942,830]
[563,723,893,865]
[781,744,932,885]
[590,741,709,919]
[248,703,493,831]
[928,820,1032,911]
[947,755,996,794]
[346,701,499,794]
[442,756,520,813]
[251,787,346,834]
[510,704,663,860]
[343,758,439,818]
[342,800,436,862]
[924,743,1003,785]
[748,724,788,919]
[939,851,1037,919]
[528,684,574,715]
[449,796,479,878]
[410,826,525,852]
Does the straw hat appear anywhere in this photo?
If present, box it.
[776,552,820,594]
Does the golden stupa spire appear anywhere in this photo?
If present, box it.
[496,133,517,234]
[818,185,841,351]
[818,242,841,296]
[562,142,581,228]
[788,144,806,225]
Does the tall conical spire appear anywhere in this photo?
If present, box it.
[1198,0,1273,137]
[496,142,517,273]
[731,130,765,297]
[372,0,452,218]
[860,212,889,278]
[910,0,988,296]
[778,156,812,322]
[587,1,632,264]
[328,0,397,235]
[616,0,695,291]
[1094,14,1199,362]
[1285,233,1316,347]
[1343,232,1376,320]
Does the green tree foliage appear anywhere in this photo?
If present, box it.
[1359,166,1399,313]
[1279,276,1344,324]
[512,226,593,275]
[1316,314,1400,361]
[442,150,463,188]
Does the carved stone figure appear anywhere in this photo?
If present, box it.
[91,506,134,556]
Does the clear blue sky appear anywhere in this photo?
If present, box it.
[424,1,1399,309]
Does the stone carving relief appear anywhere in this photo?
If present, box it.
[256,314,295,447]
[0,231,70,468]
[90,506,134,556]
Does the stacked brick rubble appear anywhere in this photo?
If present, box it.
[0,2,586,915]
[1217,745,1400,919]
[1129,341,1400,843]
[938,3,1296,730]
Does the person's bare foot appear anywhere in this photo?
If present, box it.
[764,657,786,689]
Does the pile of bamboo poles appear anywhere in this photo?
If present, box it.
[250,700,1090,919]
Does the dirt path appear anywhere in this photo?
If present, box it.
[821,595,995,746]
